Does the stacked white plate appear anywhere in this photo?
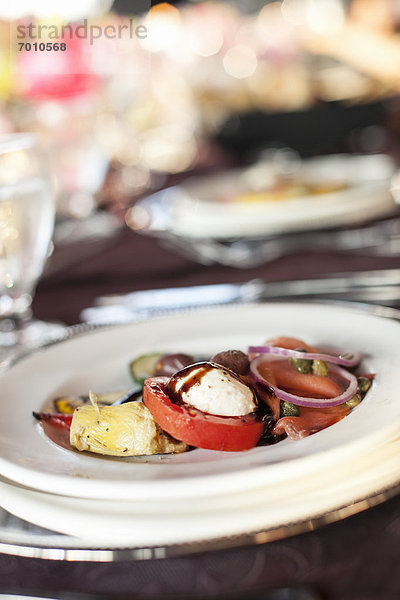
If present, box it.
[1,303,400,549]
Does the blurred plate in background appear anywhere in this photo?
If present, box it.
[130,154,395,241]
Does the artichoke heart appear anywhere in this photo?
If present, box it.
[70,401,188,456]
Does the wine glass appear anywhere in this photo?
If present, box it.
[0,133,62,360]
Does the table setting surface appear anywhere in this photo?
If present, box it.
[3,0,400,595]
[0,219,397,600]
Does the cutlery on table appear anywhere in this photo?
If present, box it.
[80,269,400,324]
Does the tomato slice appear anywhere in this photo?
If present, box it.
[143,377,264,452]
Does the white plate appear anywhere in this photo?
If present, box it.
[1,303,400,501]
[136,154,396,239]
[1,434,400,547]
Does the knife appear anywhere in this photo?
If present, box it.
[96,269,400,306]
[80,269,400,324]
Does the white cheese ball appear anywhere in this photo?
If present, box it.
[174,366,256,416]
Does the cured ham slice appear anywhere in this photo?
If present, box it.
[266,337,316,353]
[272,405,350,440]
[261,359,343,399]
[259,337,353,440]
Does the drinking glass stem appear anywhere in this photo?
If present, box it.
[0,289,34,349]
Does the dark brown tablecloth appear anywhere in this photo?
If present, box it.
[33,226,400,325]
[2,225,400,600]
[2,493,400,600]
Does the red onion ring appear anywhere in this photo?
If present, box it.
[250,355,358,408]
[248,345,361,367]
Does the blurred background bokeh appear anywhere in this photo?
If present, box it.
[2,0,400,220]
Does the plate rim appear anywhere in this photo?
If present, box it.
[0,437,400,560]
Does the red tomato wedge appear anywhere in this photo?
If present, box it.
[143,377,264,452]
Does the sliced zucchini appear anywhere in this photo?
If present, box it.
[129,353,162,385]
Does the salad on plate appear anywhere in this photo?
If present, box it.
[34,336,373,457]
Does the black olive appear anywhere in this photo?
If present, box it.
[155,353,196,377]
[210,350,250,375]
